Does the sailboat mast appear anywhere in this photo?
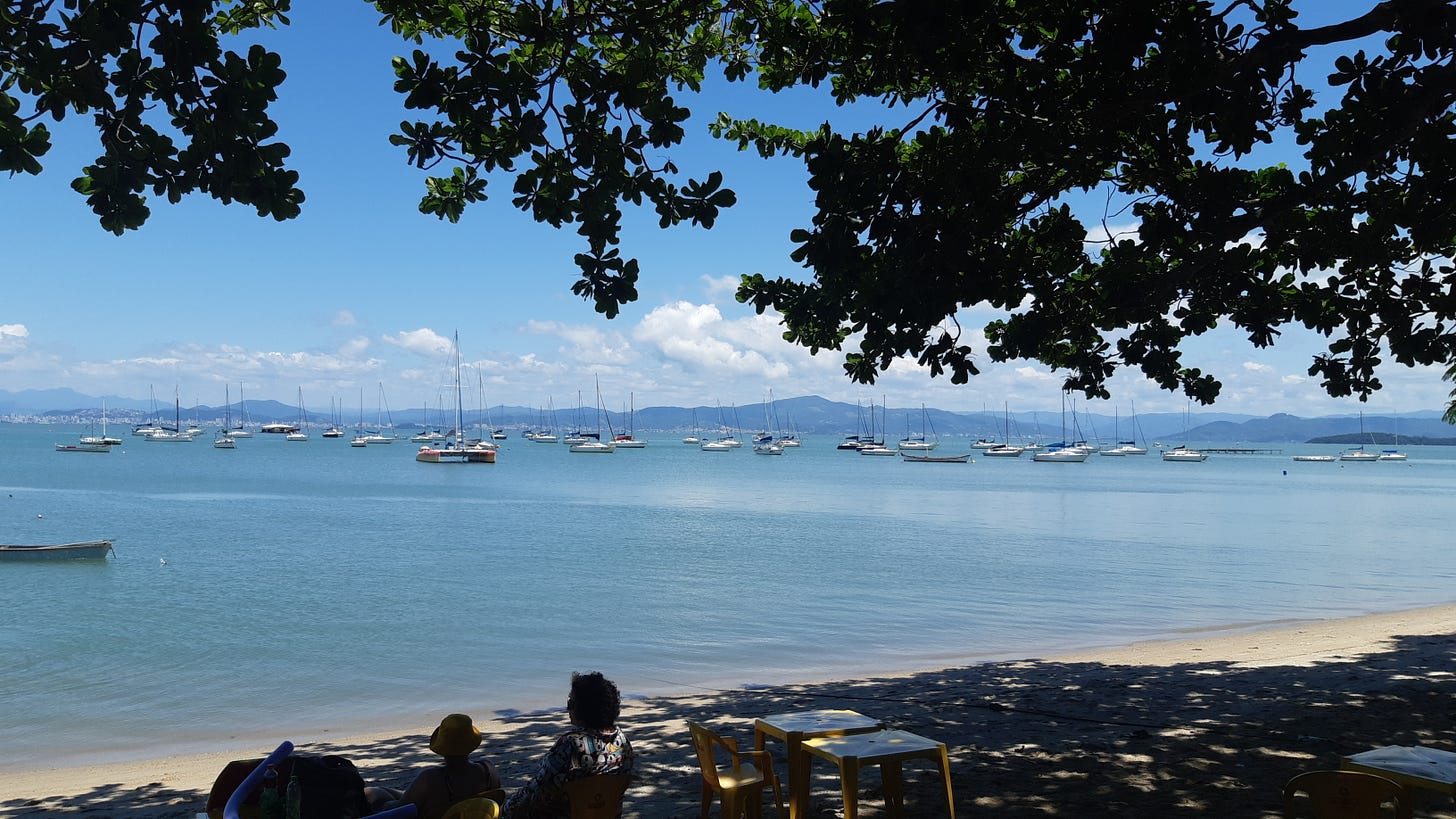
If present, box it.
[454,331,465,442]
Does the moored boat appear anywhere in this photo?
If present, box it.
[1162,445,1209,462]
[1032,446,1089,463]
[900,452,970,463]
[0,540,113,561]
[56,442,110,453]
[416,331,498,464]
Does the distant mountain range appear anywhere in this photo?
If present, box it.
[3,389,1452,443]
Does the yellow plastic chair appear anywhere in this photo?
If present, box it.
[1283,770,1411,818]
[688,721,784,819]
[440,796,501,819]
[564,773,631,819]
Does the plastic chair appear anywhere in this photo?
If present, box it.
[1282,770,1411,818]
[440,796,501,819]
[564,773,631,819]
[687,721,784,819]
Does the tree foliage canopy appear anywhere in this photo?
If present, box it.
[5,0,1456,407]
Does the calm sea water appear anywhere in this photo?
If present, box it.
[3,424,1454,769]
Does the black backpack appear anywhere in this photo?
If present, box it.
[289,754,373,819]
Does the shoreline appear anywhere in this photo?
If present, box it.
[4,601,1455,817]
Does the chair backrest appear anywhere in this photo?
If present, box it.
[1282,770,1411,819]
[687,721,732,790]
[564,773,631,819]
[440,796,500,819]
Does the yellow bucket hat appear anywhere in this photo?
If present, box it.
[429,713,482,757]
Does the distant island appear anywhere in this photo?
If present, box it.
[1308,433,1456,446]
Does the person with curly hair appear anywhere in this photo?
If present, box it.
[503,672,633,818]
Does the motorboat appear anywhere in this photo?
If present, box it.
[1162,445,1208,462]
[982,444,1024,458]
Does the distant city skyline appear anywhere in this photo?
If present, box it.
[3,2,1441,420]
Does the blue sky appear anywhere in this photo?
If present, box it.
[0,1,1445,418]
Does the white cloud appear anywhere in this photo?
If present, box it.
[0,323,30,353]
[1243,362,1274,373]
[632,302,792,379]
[383,328,452,358]
[1281,374,1305,385]
[332,310,357,327]
[701,274,741,301]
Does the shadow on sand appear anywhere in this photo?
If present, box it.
[6,630,1454,818]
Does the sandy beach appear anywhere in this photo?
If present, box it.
[4,603,1454,818]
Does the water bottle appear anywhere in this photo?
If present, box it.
[284,773,302,819]
[258,765,281,819]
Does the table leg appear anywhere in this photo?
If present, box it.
[840,758,860,819]
[936,745,955,819]
[787,733,807,819]
[880,760,905,818]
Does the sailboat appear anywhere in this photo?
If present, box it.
[1339,411,1378,462]
[563,391,592,445]
[898,404,939,451]
[1033,393,1089,462]
[322,396,345,438]
[530,399,560,443]
[570,378,616,453]
[858,397,897,455]
[613,392,648,447]
[358,384,398,444]
[59,402,112,451]
[1162,401,1208,461]
[753,392,784,454]
[132,386,168,436]
[417,332,496,463]
[78,400,122,447]
[1101,401,1148,455]
[214,386,237,448]
[983,403,1024,457]
[682,409,701,444]
[229,384,254,437]
[146,390,195,442]
[1379,411,1408,460]
[286,389,309,441]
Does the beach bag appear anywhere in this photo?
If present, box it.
[289,754,373,819]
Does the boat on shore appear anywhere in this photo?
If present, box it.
[0,540,113,561]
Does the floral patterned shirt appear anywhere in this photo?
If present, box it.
[503,726,633,819]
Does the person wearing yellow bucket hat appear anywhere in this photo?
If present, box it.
[366,713,502,819]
